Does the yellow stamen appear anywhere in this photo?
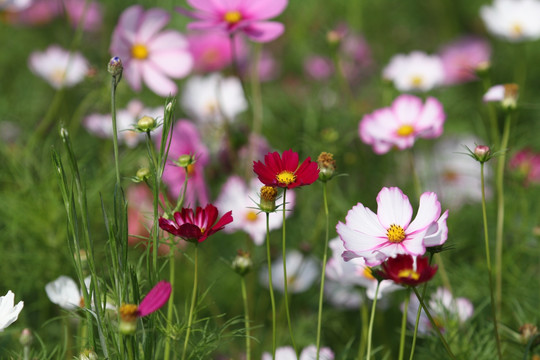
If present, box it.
[245,210,258,222]
[224,10,242,24]
[119,304,139,322]
[512,23,523,37]
[132,44,149,60]
[396,124,415,137]
[260,186,278,202]
[387,224,406,243]
[187,164,195,177]
[287,275,297,286]
[397,269,420,281]
[411,75,423,88]
[51,69,66,85]
[276,171,296,185]
[363,267,375,280]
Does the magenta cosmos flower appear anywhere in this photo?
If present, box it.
[336,187,448,266]
[110,5,193,96]
[159,204,233,243]
[176,0,288,43]
[359,94,445,155]
[378,254,437,287]
[253,149,319,189]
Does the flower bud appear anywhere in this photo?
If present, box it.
[108,56,123,77]
[174,154,195,169]
[232,250,253,276]
[136,116,157,132]
[317,152,336,181]
[79,349,98,360]
[136,167,151,182]
[474,145,491,163]
[520,323,538,344]
[118,304,139,335]
[259,186,278,213]
[19,328,32,347]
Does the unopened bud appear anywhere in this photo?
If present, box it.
[317,152,336,181]
[118,304,139,335]
[108,57,123,77]
[19,328,32,347]
[474,145,491,163]
[136,116,157,132]
[232,250,253,276]
[259,186,278,213]
[175,154,195,169]
[520,323,538,344]
[136,167,151,182]
[79,349,98,360]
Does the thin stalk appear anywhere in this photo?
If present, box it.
[164,237,176,360]
[316,182,330,359]
[399,289,411,360]
[411,287,457,360]
[357,291,369,360]
[408,280,430,360]
[281,189,298,353]
[365,281,381,360]
[182,244,199,360]
[265,212,277,359]
[241,276,251,360]
[481,162,503,359]
[146,131,160,278]
[495,111,512,314]
[110,76,121,185]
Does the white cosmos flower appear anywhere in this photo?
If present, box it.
[262,345,334,360]
[481,0,540,42]
[383,51,445,92]
[45,275,90,310]
[260,250,319,294]
[0,290,24,331]
[28,45,89,89]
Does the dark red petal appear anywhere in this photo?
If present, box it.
[295,158,319,186]
[177,223,203,241]
[138,281,172,317]
[203,204,219,228]
[206,210,233,238]
[267,151,283,174]
[282,149,299,172]
[253,160,276,186]
[159,217,179,235]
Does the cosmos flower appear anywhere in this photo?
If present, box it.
[304,55,334,81]
[438,37,491,85]
[480,0,540,42]
[45,275,90,310]
[509,148,540,185]
[28,45,89,89]
[0,0,32,11]
[187,31,247,73]
[359,94,446,155]
[262,345,334,360]
[253,149,319,189]
[63,0,103,31]
[259,250,319,294]
[337,187,448,266]
[404,287,474,334]
[383,51,445,92]
[176,0,288,43]
[483,83,519,109]
[110,5,193,96]
[159,204,233,243]
[0,290,23,331]
[214,176,295,245]
[379,254,438,286]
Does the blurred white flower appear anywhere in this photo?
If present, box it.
[260,250,319,294]
[383,51,444,92]
[45,275,89,310]
[0,0,32,11]
[28,45,89,89]
[481,0,540,42]
[262,345,334,360]
[0,290,24,331]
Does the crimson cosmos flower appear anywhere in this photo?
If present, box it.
[159,204,233,243]
[378,254,437,287]
[253,149,319,189]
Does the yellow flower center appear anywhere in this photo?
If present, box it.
[276,171,296,185]
[363,267,375,280]
[119,304,139,322]
[397,269,420,281]
[224,10,242,24]
[260,186,278,202]
[187,164,195,177]
[245,210,258,222]
[132,44,149,60]
[411,75,423,87]
[387,224,406,243]
[512,22,523,37]
[51,68,66,85]
[396,124,415,137]
[287,275,297,286]
[442,169,459,182]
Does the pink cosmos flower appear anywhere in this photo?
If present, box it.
[383,51,445,92]
[4,0,61,25]
[28,45,89,89]
[215,176,295,245]
[509,148,540,185]
[187,31,247,73]
[304,55,334,81]
[176,0,288,43]
[110,5,193,96]
[63,0,103,32]
[439,37,491,85]
[158,120,209,206]
[336,187,448,266]
[359,94,446,155]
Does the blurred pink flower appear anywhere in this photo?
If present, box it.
[439,37,491,84]
[187,31,247,73]
[304,55,334,81]
[509,148,540,185]
[359,94,446,155]
[176,0,288,43]
[4,0,60,25]
[110,5,193,96]
[336,187,448,266]
[383,51,445,92]
[28,44,89,89]
[1,0,32,11]
[158,120,210,206]
[64,0,103,31]
[481,0,540,42]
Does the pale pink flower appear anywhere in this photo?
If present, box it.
[187,31,247,73]
[383,51,445,92]
[439,37,491,84]
[28,45,89,89]
[176,0,288,43]
[5,0,61,25]
[215,176,295,245]
[259,250,319,293]
[481,0,540,42]
[158,120,209,206]
[304,55,334,81]
[336,187,448,266]
[483,83,519,109]
[359,94,446,155]
[64,0,103,32]
[110,5,193,96]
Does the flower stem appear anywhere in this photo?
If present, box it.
[411,287,457,360]
[399,289,410,360]
[265,212,277,359]
[164,237,176,360]
[408,281,429,360]
[182,244,198,360]
[366,281,380,360]
[316,182,330,360]
[481,162,503,360]
[110,75,121,185]
[241,276,251,360]
[357,292,369,360]
[146,131,160,279]
[281,189,298,353]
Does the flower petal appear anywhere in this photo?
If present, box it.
[243,21,285,42]
[407,192,441,234]
[376,187,413,228]
[138,281,171,316]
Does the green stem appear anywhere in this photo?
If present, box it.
[146,131,161,278]
[408,281,429,360]
[481,162,503,360]
[126,336,135,360]
[281,189,297,353]
[366,281,380,360]
[411,287,457,360]
[241,276,251,360]
[164,237,176,360]
[357,291,369,360]
[182,244,199,360]
[399,289,411,360]
[110,76,121,185]
[316,182,330,360]
[265,213,277,359]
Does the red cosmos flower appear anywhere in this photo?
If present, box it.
[253,149,319,189]
[159,204,233,243]
[378,254,437,287]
